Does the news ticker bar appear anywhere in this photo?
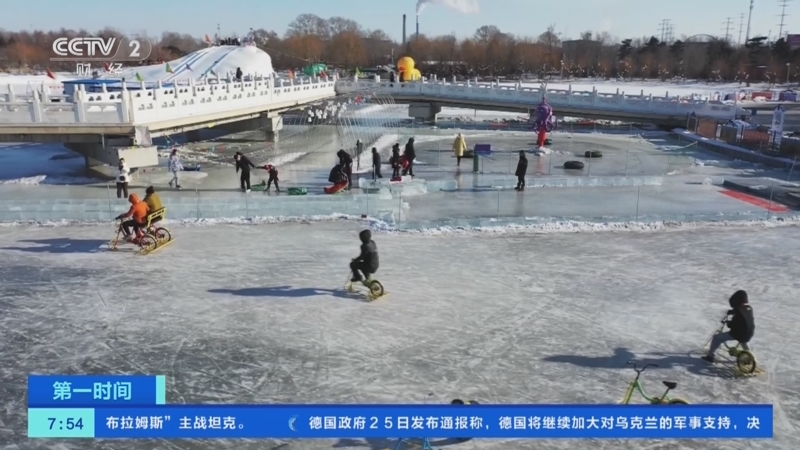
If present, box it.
[28,404,772,439]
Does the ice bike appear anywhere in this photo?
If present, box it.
[618,361,689,404]
[108,207,173,255]
[344,271,386,301]
[704,314,758,375]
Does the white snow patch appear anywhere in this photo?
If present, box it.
[0,175,98,185]
[373,216,800,235]
[264,152,308,166]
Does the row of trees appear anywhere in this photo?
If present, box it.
[1,14,799,82]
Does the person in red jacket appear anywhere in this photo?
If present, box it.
[115,193,150,241]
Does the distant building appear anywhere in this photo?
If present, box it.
[561,39,603,65]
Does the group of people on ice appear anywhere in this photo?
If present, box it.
[327,137,418,191]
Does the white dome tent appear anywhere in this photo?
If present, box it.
[115,36,274,84]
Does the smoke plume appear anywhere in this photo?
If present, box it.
[416,0,479,15]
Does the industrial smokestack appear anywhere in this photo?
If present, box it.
[402,14,406,44]
[416,14,419,39]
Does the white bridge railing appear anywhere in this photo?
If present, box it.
[335,76,747,120]
[0,75,338,125]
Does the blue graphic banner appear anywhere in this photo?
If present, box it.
[28,375,165,407]
[29,404,773,439]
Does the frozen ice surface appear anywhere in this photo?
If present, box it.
[0,222,799,450]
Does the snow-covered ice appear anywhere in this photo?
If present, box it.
[0,221,798,449]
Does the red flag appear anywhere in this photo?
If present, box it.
[46,68,56,80]
[204,34,213,44]
[103,62,110,72]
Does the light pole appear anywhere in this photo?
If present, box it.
[788,63,792,85]
[560,60,564,79]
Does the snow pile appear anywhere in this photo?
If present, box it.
[374,216,800,235]
[116,45,274,83]
[438,107,528,122]
[0,175,97,185]
[350,104,393,116]
[263,152,308,167]
[4,214,799,239]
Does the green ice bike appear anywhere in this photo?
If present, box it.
[618,361,689,404]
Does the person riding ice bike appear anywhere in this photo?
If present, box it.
[702,290,755,364]
[350,230,379,283]
[115,194,149,243]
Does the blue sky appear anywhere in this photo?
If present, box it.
[4,0,795,44]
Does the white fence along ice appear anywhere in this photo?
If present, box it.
[335,77,748,121]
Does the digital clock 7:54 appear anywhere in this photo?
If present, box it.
[28,408,95,438]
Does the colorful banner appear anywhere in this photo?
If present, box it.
[28,375,165,407]
[28,404,772,439]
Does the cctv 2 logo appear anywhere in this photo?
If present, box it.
[51,36,153,61]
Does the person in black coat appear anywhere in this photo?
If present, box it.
[702,290,755,363]
[350,229,379,282]
[371,147,382,180]
[337,149,354,189]
[329,164,346,184]
[403,138,416,177]
[390,144,401,178]
[235,67,243,81]
[234,152,256,191]
[514,150,528,191]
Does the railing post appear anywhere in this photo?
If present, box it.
[73,88,87,122]
[30,90,43,123]
[6,85,16,112]
[119,89,131,122]
[40,83,50,103]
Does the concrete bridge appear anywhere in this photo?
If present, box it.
[0,75,337,167]
[335,77,752,126]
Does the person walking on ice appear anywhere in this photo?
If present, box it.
[515,150,528,191]
[371,147,382,180]
[168,148,183,189]
[452,133,466,167]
